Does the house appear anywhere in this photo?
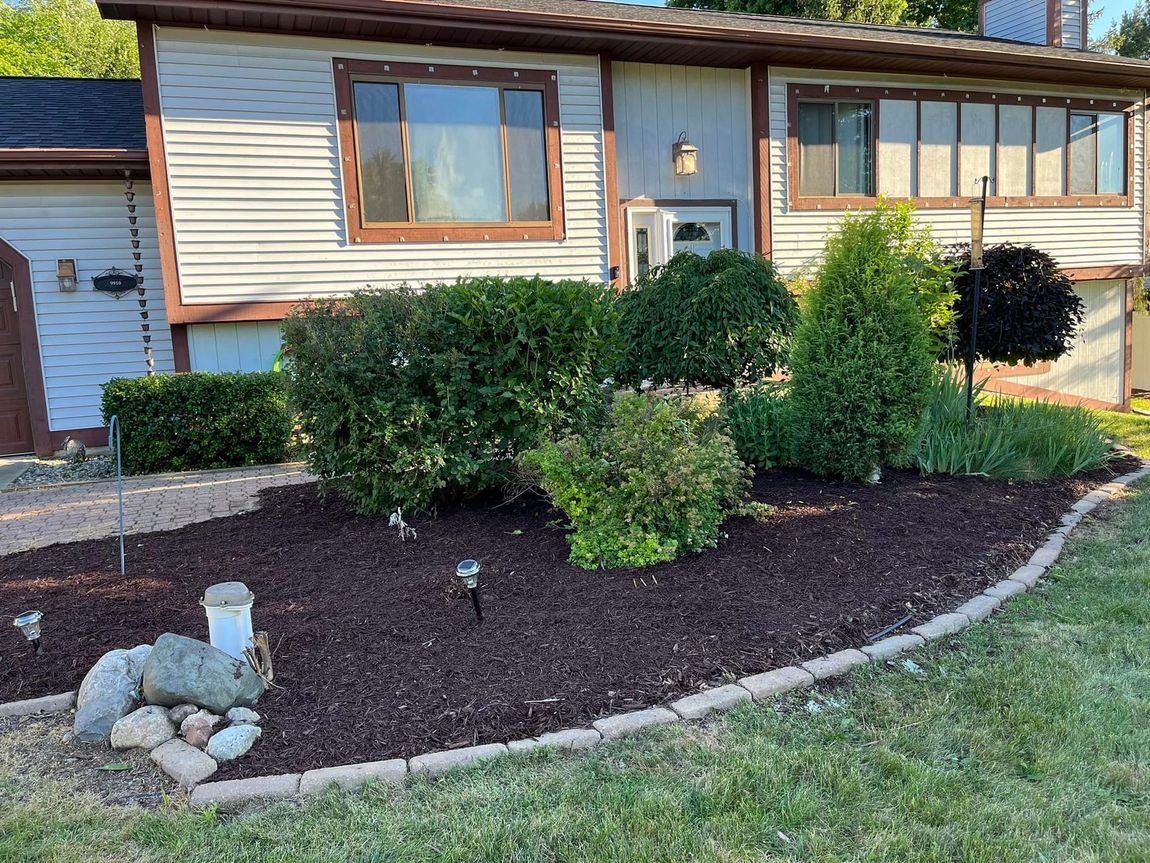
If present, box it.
[1,0,1148,455]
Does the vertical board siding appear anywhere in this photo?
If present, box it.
[613,62,753,251]
[983,0,1048,44]
[188,322,282,373]
[1001,281,1125,404]
[1131,312,1150,391]
[0,182,173,430]
[769,69,1145,275]
[155,28,607,304]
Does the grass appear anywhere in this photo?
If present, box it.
[3,421,1150,862]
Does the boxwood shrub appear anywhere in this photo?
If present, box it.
[101,372,292,475]
[281,277,621,515]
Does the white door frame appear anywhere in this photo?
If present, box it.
[621,199,736,285]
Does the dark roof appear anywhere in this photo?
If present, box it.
[0,77,145,151]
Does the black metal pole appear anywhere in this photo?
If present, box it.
[965,267,982,427]
[468,587,483,623]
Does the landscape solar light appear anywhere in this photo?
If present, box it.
[13,610,44,654]
[455,559,483,623]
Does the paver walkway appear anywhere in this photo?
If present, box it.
[0,464,312,556]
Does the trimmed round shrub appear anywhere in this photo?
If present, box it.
[789,207,937,481]
[615,248,799,390]
[281,277,621,515]
[952,243,1084,367]
[521,392,750,570]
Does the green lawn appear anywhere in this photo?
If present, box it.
[3,417,1150,863]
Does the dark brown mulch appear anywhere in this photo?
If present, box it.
[0,462,1131,779]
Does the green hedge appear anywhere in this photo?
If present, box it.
[101,372,293,475]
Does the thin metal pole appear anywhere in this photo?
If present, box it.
[109,415,124,576]
[468,587,483,623]
[966,175,989,428]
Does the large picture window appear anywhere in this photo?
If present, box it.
[334,59,564,243]
[789,84,1133,209]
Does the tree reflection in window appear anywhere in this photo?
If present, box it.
[673,222,713,242]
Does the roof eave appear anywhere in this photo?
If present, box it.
[0,149,151,180]
[98,0,1150,89]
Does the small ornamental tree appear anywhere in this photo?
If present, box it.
[615,248,800,391]
[789,206,937,481]
[951,243,1084,376]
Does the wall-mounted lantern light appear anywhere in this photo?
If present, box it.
[672,131,698,177]
[13,610,44,654]
[455,559,483,623]
[56,259,77,292]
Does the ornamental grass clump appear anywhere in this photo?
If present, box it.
[521,392,750,570]
[914,368,1114,480]
[789,205,938,481]
[281,277,620,515]
[615,248,799,391]
[720,382,795,470]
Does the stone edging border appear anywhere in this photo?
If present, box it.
[4,461,1148,810]
[1,461,308,495]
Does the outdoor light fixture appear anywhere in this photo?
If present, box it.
[672,131,698,177]
[13,610,44,654]
[965,175,990,426]
[56,259,77,292]
[455,559,483,623]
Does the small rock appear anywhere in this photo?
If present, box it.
[110,706,177,751]
[168,704,199,725]
[142,633,264,715]
[73,645,152,743]
[206,724,262,762]
[225,707,261,725]
[180,710,222,750]
[151,739,217,788]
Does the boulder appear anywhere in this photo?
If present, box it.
[225,707,260,725]
[110,705,177,751]
[180,709,223,750]
[206,724,262,762]
[142,633,264,715]
[73,645,152,743]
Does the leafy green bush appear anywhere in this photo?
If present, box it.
[914,368,1114,480]
[951,243,1084,367]
[521,392,750,569]
[282,278,621,515]
[615,248,799,390]
[101,372,292,475]
[721,382,794,469]
[789,205,937,481]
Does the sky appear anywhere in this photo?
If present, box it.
[595,0,1140,39]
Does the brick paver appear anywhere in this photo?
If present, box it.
[0,464,312,556]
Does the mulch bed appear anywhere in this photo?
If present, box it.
[0,462,1132,779]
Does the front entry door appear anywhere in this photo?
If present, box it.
[625,205,733,283]
[0,257,34,454]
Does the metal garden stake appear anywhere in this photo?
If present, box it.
[966,175,989,427]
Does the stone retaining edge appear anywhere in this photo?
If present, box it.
[6,462,1147,810]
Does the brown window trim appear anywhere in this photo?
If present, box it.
[794,99,877,198]
[333,58,565,244]
[787,83,1136,211]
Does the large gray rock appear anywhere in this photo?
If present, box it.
[142,633,264,715]
[206,724,262,762]
[110,705,177,751]
[73,645,152,743]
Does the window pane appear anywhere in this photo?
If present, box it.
[1069,113,1097,195]
[635,226,650,279]
[353,82,408,223]
[405,83,507,222]
[798,102,834,196]
[672,221,721,256]
[836,102,872,195]
[504,89,550,222]
[1096,112,1124,195]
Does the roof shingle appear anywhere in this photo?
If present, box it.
[0,77,145,151]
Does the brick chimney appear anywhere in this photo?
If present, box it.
[979,0,1088,49]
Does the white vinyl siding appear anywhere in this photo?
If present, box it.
[769,68,1144,275]
[983,0,1048,45]
[613,63,753,251]
[188,322,282,373]
[152,27,607,305]
[1061,0,1084,49]
[1000,281,1126,405]
[0,181,173,430]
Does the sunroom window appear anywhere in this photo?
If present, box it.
[1069,112,1125,196]
[797,101,874,197]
